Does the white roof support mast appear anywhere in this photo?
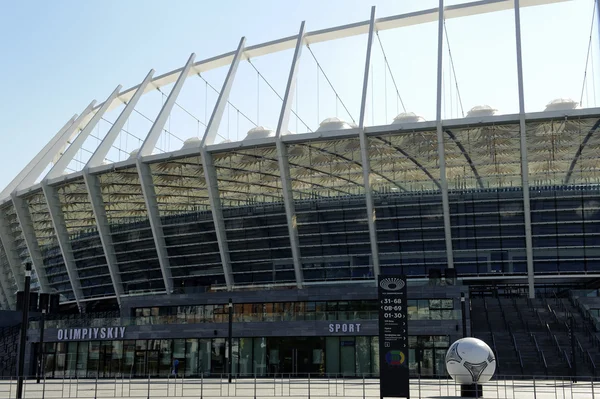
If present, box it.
[10,194,51,294]
[0,214,24,291]
[46,86,122,181]
[276,22,306,289]
[0,115,77,200]
[41,182,84,308]
[436,0,455,270]
[136,54,196,294]
[514,0,536,299]
[83,172,124,304]
[87,70,155,168]
[200,37,247,290]
[358,6,381,282]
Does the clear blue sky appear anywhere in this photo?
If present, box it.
[0,0,597,189]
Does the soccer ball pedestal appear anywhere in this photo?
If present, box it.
[445,338,496,397]
[460,384,483,397]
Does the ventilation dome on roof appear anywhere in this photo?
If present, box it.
[181,137,201,149]
[316,117,355,132]
[467,105,497,118]
[545,98,578,112]
[128,148,140,159]
[392,112,425,124]
[245,126,275,140]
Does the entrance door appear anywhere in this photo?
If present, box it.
[414,347,446,377]
[134,351,146,377]
[270,338,324,376]
[147,350,159,377]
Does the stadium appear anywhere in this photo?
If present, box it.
[0,0,599,382]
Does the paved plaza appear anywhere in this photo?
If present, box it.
[0,377,597,399]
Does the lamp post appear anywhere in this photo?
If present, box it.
[16,262,32,399]
[36,308,46,384]
[228,298,233,383]
[461,293,468,338]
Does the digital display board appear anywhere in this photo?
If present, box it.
[378,275,409,398]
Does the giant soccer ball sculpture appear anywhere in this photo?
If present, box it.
[445,338,496,384]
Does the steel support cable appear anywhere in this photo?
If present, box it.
[375,31,407,114]
[306,45,356,124]
[157,88,208,129]
[100,117,168,154]
[579,0,597,107]
[443,21,465,118]
[247,59,313,132]
[197,73,258,132]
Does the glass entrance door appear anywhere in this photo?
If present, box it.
[268,338,324,376]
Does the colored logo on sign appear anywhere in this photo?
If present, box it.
[385,350,406,365]
[379,278,405,291]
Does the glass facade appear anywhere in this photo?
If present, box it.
[131,299,457,325]
[40,335,449,378]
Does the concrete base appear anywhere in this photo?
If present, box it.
[461,384,482,397]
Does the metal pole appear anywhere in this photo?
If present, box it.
[37,310,45,383]
[570,317,577,382]
[228,298,233,383]
[16,262,32,399]
[461,293,468,337]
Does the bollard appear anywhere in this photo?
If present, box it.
[533,376,536,399]
[94,375,98,399]
[254,375,257,399]
[418,375,421,399]
[308,373,311,399]
[200,374,203,399]
[147,373,151,399]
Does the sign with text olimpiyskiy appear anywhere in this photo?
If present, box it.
[378,275,409,399]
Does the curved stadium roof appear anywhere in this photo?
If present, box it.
[0,0,597,310]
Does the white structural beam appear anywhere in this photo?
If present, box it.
[47,86,122,180]
[83,171,123,303]
[436,0,455,269]
[136,160,173,294]
[514,0,536,299]
[0,213,24,291]
[87,70,155,168]
[0,276,10,310]
[41,182,83,307]
[0,249,14,309]
[77,0,567,122]
[357,6,382,280]
[0,115,77,200]
[275,22,306,288]
[202,37,246,147]
[139,54,195,157]
[12,102,95,193]
[10,194,51,293]
[200,148,233,290]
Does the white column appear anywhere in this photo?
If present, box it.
[83,171,123,303]
[200,148,233,290]
[0,213,24,291]
[357,6,381,280]
[41,182,83,307]
[136,160,173,294]
[10,194,51,293]
[514,0,535,299]
[47,86,122,180]
[138,54,195,157]
[201,37,246,146]
[0,115,77,200]
[436,0,455,269]
[276,22,306,288]
[87,69,155,168]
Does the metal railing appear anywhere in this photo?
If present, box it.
[510,332,524,375]
[0,373,598,399]
[530,334,548,375]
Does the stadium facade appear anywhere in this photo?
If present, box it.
[0,0,599,379]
